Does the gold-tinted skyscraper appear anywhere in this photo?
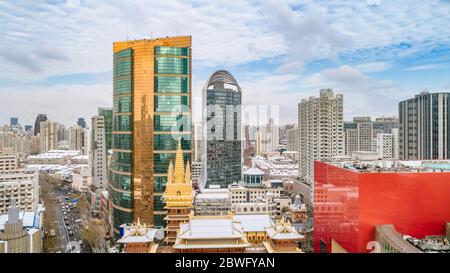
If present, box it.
[111,36,192,236]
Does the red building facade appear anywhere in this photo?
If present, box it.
[314,161,450,253]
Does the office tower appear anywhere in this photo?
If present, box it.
[286,125,299,152]
[192,122,202,162]
[39,120,59,152]
[68,125,87,152]
[162,140,193,245]
[258,118,280,153]
[24,125,32,132]
[10,118,18,126]
[201,70,242,189]
[111,36,192,234]
[33,114,47,136]
[399,92,450,160]
[91,116,108,189]
[298,89,343,185]
[77,118,87,129]
[97,107,113,151]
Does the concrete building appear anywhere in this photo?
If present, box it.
[202,70,242,189]
[39,120,59,153]
[72,166,92,193]
[68,125,88,153]
[0,169,39,214]
[190,161,202,188]
[344,117,383,156]
[298,89,343,186]
[286,125,298,152]
[0,154,18,171]
[194,188,231,216]
[376,132,397,159]
[192,122,202,162]
[399,91,450,160]
[257,118,279,153]
[91,114,108,189]
[0,200,44,253]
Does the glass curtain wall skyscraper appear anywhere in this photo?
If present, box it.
[111,36,192,236]
[201,70,242,189]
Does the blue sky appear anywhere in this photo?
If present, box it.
[1,0,450,126]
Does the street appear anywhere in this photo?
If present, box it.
[53,185,89,253]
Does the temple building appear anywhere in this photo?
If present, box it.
[162,139,194,245]
[116,219,164,253]
[289,194,308,223]
[263,216,304,253]
[0,199,43,253]
[173,212,251,253]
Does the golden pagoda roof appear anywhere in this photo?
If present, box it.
[162,138,194,207]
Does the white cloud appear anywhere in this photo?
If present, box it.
[303,65,404,119]
[356,62,391,73]
[405,63,449,71]
[1,1,450,125]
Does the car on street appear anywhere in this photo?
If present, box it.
[68,230,73,236]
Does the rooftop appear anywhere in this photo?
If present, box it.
[324,159,450,173]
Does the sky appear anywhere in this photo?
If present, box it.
[1,0,450,127]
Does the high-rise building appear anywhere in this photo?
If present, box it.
[192,122,202,162]
[68,125,88,152]
[33,114,47,136]
[376,131,398,160]
[111,36,192,234]
[298,89,343,185]
[90,107,112,189]
[286,125,298,152]
[10,118,18,126]
[91,116,108,189]
[24,125,32,132]
[399,91,450,160]
[257,119,279,153]
[97,107,113,151]
[201,70,242,189]
[77,118,87,129]
[344,117,383,156]
[39,120,59,153]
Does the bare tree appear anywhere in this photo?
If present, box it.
[82,219,106,253]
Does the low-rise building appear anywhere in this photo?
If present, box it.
[194,188,231,216]
[0,169,39,214]
[0,154,19,171]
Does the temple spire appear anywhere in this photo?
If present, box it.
[174,138,184,184]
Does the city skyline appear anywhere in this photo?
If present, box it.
[1,1,450,126]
